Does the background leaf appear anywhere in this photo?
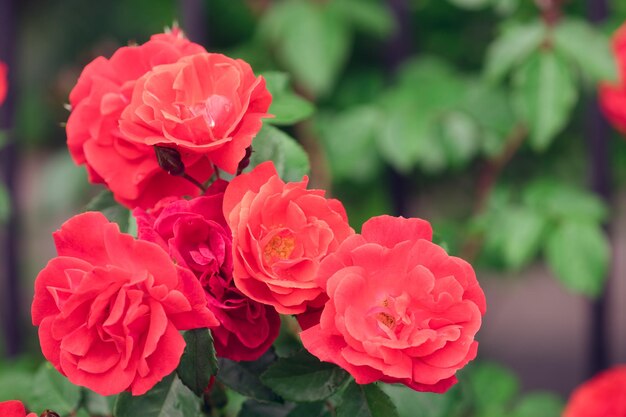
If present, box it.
[484,21,545,81]
[259,2,351,97]
[545,221,610,298]
[554,18,618,83]
[513,50,577,151]
[263,72,315,126]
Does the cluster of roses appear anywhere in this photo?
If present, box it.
[23,28,489,402]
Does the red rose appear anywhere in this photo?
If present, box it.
[223,162,354,315]
[134,181,280,361]
[300,215,486,393]
[66,29,213,209]
[0,401,36,417]
[563,365,626,417]
[31,212,218,396]
[119,52,272,174]
[0,61,7,106]
[600,23,626,134]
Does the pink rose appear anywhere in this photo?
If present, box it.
[600,23,626,134]
[0,401,36,417]
[300,215,486,393]
[66,29,213,209]
[134,181,280,361]
[0,61,7,106]
[223,162,355,315]
[31,212,218,396]
[119,52,272,174]
[563,365,626,417]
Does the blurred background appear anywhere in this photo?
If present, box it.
[2,0,626,414]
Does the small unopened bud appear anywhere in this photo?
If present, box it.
[155,145,185,176]
[40,410,60,417]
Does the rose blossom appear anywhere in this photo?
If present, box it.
[300,215,486,393]
[223,161,354,315]
[134,181,280,361]
[0,401,36,417]
[600,23,626,134]
[66,29,213,209]
[119,52,272,174]
[0,61,7,106]
[31,212,219,396]
[563,365,626,417]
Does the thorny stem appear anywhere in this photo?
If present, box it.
[535,0,565,27]
[474,124,528,214]
[460,124,528,261]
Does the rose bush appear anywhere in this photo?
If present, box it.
[223,161,354,315]
[119,52,272,174]
[31,212,218,396]
[66,29,213,209]
[0,401,36,417]
[134,181,280,361]
[563,365,626,417]
[300,215,486,393]
[600,22,626,133]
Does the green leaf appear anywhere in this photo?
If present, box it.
[381,384,460,417]
[217,349,282,403]
[261,350,349,402]
[318,106,384,183]
[513,393,564,417]
[484,20,546,82]
[114,373,200,417]
[448,0,491,10]
[248,125,310,183]
[336,382,399,417]
[545,221,610,298]
[0,367,33,403]
[259,2,351,97]
[331,0,394,38]
[468,362,519,410]
[554,18,618,83]
[522,180,608,222]
[500,207,547,270]
[513,50,577,151]
[177,329,219,396]
[437,111,482,168]
[0,182,9,223]
[461,83,516,157]
[85,190,131,232]
[263,72,315,125]
[238,400,293,417]
[83,389,116,416]
[286,402,331,417]
[29,362,81,416]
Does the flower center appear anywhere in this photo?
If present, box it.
[263,233,295,263]
[376,312,396,329]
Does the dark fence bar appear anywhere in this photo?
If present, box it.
[0,0,21,357]
[180,0,208,47]
[586,0,611,376]
[385,0,413,217]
